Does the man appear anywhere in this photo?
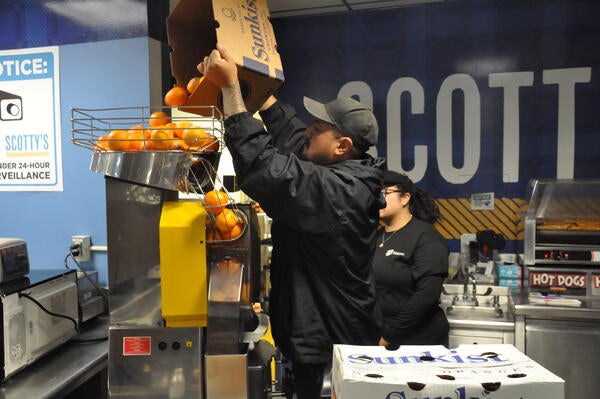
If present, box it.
[199,44,384,399]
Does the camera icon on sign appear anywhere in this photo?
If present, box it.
[0,90,23,121]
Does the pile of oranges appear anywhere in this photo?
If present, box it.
[94,113,219,152]
[204,190,245,241]
[94,75,215,153]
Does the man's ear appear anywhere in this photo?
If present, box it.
[335,137,354,155]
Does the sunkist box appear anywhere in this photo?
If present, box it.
[332,344,564,399]
[166,0,284,116]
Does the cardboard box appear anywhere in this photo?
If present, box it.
[167,0,284,116]
[332,344,564,399]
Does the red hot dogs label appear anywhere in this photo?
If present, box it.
[594,274,600,289]
[530,272,587,288]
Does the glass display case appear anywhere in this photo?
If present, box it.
[519,179,600,399]
[524,179,600,266]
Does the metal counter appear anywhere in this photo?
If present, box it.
[0,316,108,399]
[509,287,600,399]
[513,291,600,320]
[448,317,515,331]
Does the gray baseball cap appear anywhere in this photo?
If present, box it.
[303,96,378,151]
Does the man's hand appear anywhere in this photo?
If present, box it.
[197,43,238,89]
[378,337,390,346]
[197,43,246,118]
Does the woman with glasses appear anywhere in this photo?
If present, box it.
[373,170,450,349]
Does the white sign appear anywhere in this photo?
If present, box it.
[470,192,494,210]
[0,46,62,191]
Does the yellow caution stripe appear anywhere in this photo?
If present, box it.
[434,198,525,240]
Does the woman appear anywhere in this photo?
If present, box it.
[373,170,450,348]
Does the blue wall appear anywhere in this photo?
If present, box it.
[271,0,600,251]
[0,0,150,50]
[1,37,155,285]
[273,0,599,195]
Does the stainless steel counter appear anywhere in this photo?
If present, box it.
[0,316,108,399]
[448,317,515,331]
[512,290,600,320]
[510,291,600,399]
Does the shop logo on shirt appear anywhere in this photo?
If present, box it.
[386,249,404,257]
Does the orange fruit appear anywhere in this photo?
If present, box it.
[128,125,146,133]
[183,128,219,151]
[127,125,150,151]
[218,222,244,241]
[149,129,172,150]
[204,134,219,151]
[229,223,244,240]
[149,111,170,127]
[182,127,208,146]
[171,139,189,150]
[215,209,242,234]
[176,121,194,128]
[164,86,188,106]
[174,121,194,138]
[161,122,178,139]
[95,135,110,151]
[187,76,204,94]
[204,190,229,214]
[128,131,145,150]
[107,129,130,151]
[206,228,222,241]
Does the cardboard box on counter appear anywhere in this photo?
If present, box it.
[167,0,284,116]
[332,344,564,399]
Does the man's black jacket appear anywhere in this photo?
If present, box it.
[224,101,384,365]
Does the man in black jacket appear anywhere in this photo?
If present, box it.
[199,44,384,399]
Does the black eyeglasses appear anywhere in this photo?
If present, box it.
[382,189,403,196]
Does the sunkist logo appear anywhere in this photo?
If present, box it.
[385,387,500,399]
[347,350,509,365]
[241,0,269,62]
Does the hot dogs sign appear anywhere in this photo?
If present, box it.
[529,271,590,296]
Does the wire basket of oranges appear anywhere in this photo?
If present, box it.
[71,105,223,154]
[181,166,247,244]
[198,189,248,244]
[71,106,248,244]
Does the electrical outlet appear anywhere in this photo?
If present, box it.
[71,235,92,262]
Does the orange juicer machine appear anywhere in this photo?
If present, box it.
[71,105,272,399]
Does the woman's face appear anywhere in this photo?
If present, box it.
[380,185,410,221]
